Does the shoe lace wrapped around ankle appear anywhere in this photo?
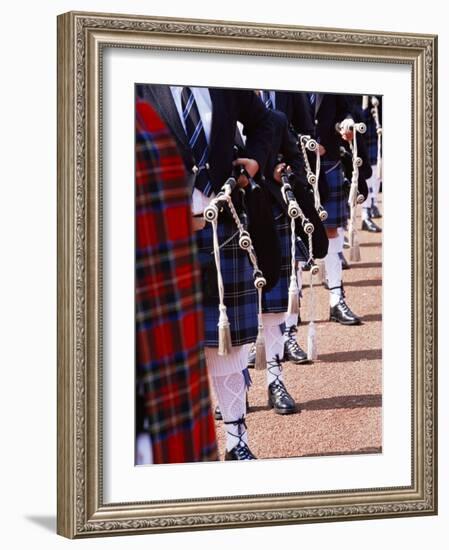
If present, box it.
[285,326,303,354]
[233,442,255,460]
[328,284,346,300]
[267,354,283,385]
[223,416,256,460]
[338,298,356,317]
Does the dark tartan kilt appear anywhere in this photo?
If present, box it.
[262,204,307,313]
[365,123,378,167]
[322,160,349,229]
[195,216,258,347]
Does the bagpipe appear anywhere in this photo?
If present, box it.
[370,96,383,179]
[297,134,329,222]
[277,159,322,361]
[203,152,280,366]
[336,119,367,262]
[339,145,369,203]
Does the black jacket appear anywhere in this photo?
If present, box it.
[301,93,353,161]
[274,91,315,137]
[136,84,281,289]
[136,85,272,194]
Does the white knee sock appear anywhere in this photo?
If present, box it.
[262,313,285,387]
[324,236,343,307]
[284,313,298,330]
[206,346,248,451]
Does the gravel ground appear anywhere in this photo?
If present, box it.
[212,207,383,460]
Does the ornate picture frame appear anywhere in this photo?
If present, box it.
[57,11,437,538]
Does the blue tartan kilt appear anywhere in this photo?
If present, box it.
[195,216,258,347]
[321,160,349,229]
[365,123,378,166]
[262,204,307,313]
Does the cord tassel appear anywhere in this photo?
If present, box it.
[208,214,233,355]
[254,286,267,370]
[307,234,318,360]
[349,225,361,262]
[255,323,267,370]
[287,215,300,315]
[307,321,317,361]
[287,277,300,315]
[218,304,232,356]
[344,120,365,263]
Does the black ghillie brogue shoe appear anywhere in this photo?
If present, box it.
[283,325,309,364]
[267,356,298,415]
[329,297,362,325]
[224,442,257,460]
[361,218,382,233]
[223,417,257,460]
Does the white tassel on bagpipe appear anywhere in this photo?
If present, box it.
[279,165,319,359]
[278,171,301,316]
[337,119,366,262]
[287,216,300,315]
[298,135,328,221]
[306,230,318,360]
[209,212,233,355]
[307,289,317,360]
[254,277,267,370]
[204,177,267,363]
[371,96,383,180]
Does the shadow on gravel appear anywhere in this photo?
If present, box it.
[300,393,382,411]
[345,279,382,287]
[317,348,382,363]
[247,404,273,413]
[344,278,383,287]
[313,313,382,324]
[360,241,382,248]
[347,261,382,269]
[302,446,382,457]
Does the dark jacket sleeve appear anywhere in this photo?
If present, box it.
[236,90,273,175]
[266,109,304,179]
[290,93,315,136]
[335,94,354,124]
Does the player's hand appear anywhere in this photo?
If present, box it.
[273,162,285,183]
[233,158,259,187]
[339,118,355,141]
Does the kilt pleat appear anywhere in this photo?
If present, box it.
[262,203,307,313]
[321,160,348,228]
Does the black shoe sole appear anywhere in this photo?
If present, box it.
[267,400,299,415]
[329,315,362,326]
[361,223,382,233]
[284,355,312,365]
